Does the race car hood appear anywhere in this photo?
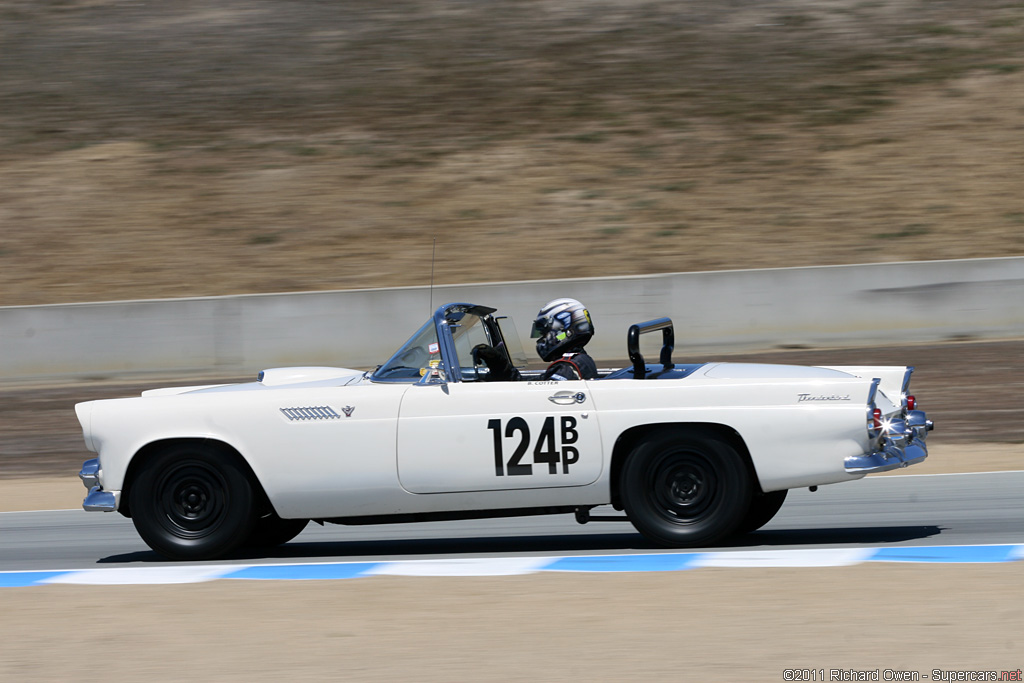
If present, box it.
[140,367,366,397]
[256,366,364,386]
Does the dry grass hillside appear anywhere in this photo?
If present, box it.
[1,0,1023,306]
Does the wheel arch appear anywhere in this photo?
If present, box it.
[119,437,269,519]
[608,422,759,509]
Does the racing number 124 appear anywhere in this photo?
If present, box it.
[488,416,580,476]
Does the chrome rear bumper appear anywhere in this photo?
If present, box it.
[79,458,119,512]
[845,410,934,474]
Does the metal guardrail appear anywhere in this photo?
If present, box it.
[2,257,1023,383]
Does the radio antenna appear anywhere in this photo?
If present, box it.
[429,236,436,314]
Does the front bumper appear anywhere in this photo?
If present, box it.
[79,458,119,512]
[845,410,934,474]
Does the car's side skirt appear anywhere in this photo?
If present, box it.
[319,505,581,526]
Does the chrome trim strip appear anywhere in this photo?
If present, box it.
[79,458,99,490]
[83,486,119,512]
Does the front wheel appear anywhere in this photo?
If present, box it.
[620,430,751,547]
[129,444,256,561]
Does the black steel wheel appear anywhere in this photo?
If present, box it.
[736,489,788,535]
[245,512,309,548]
[621,430,751,547]
[129,444,256,561]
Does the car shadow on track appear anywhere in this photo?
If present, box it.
[95,524,944,564]
[731,524,943,548]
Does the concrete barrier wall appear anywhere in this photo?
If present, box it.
[2,257,1022,383]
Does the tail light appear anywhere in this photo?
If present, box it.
[872,408,882,430]
[900,368,915,414]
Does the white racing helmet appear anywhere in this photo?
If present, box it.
[531,298,594,362]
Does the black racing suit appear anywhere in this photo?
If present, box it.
[541,350,598,381]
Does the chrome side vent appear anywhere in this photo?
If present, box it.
[280,406,342,421]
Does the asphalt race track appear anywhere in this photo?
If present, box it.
[2,471,1022,573]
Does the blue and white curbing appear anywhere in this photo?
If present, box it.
[2,544,1022,588]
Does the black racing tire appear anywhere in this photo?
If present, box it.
[620,430,752,547]
[736,489,788,535]
[245,512,309,549]
[129,444,256,561]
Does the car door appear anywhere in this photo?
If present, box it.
[396,379,603,494]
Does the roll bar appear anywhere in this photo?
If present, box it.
[627,317,675,380]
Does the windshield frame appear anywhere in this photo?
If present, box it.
[370,303,501,384]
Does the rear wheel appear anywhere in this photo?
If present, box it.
[245,512,309,548]
[736,489,788,535]
[621,430,751,547]
[129,444,256,561]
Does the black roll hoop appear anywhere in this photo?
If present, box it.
[627,317,675,380]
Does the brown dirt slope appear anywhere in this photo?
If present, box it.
[1,0,1023,305]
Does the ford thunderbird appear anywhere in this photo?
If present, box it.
[76,302,933,560]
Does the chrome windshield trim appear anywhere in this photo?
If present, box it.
[435,304,460,383]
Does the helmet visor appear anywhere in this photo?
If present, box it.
[530,318,550,339]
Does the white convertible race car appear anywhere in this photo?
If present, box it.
[76,302,933,560]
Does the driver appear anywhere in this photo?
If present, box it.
[532,298,598,381]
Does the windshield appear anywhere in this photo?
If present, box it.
[496,316,529,368]
[450,314,493,379]
[373,318,440,381]
[372,312,499,382]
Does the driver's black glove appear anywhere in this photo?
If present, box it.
[471,343,521,382]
